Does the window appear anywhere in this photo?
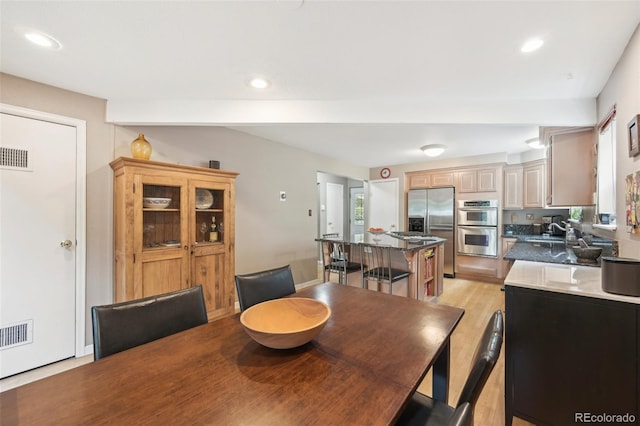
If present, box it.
[353,192,365,225]
[597,114,616,222]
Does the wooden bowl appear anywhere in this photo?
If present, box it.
[240,298,331,349]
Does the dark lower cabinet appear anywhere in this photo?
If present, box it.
[505,286,639,425]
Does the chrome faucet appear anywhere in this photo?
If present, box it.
[550,221,579,245]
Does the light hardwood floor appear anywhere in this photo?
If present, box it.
[1,277,535,425]
[419,277,534,426]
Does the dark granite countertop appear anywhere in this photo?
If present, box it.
[316,232,445,252]
[504,237,613,267]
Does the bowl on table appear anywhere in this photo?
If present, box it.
[143,197,171,209]
[240,298,331,349]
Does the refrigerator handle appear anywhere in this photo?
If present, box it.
[426,214,430,234]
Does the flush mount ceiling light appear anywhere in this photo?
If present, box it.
[20,28,62,50]
[248,77,271,89]
[521,38,544,53]
[526,138,545,149]
[421,144,446,157]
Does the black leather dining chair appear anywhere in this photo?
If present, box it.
[359,243,410,295]
[91,285,208,360]
[395,310,504,426]
[234,264,296,311]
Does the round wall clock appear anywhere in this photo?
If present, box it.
[380,167,391,179]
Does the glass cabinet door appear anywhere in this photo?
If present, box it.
[141,181,183,250]
[192,182,228,246]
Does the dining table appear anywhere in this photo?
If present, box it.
[0,282,464,425]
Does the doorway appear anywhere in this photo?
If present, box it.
[325,182,344,237]
[317,172,365,240]
[0,104,86,378]
[367,178,399,233]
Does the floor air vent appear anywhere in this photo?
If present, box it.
[0,320,33,350]
[0,146,32,171]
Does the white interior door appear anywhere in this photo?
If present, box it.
[0,110,82,378]
[326,182,344,237]
[368,178,399,232]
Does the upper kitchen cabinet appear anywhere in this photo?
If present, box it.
[544,128,595,206]
[522,160,545,208]
[407,171,455,189]
[457,167,498,193]
[503,165,523,209]
[110,157,238,320]
[503,160,546,210]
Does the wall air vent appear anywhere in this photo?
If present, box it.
[0,146,33,171]
[0,320,34,350]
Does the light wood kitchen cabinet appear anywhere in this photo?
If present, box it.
[546,129,595,206]
[457,167,498,193]
[407,171,455,189]
[522,161,545,208]
[430,172,455,187]
[455,254,500,282]
[503,161,545,209]
[110,157,238,320]
[501,237,517,278]
[408,173,430,188]
[416,245,444,301]
[503,166,523,209]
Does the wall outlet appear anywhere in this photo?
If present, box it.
[526,213,534,220]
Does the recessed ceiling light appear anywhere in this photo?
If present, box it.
[521,38,543,53]
[526,138,545,149]
[248,77,270,89]
[22,29,62,50]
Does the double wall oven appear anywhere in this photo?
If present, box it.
[457,200,498,257]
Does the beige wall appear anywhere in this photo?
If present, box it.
[0,73,115,346]
[596,24,640,258]
[113,126,368,284]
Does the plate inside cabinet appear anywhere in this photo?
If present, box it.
[195,189,214,209]
[160,242,180,247]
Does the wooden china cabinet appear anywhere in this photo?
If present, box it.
[110,157,238,320]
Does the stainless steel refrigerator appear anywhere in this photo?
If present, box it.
[407,188,455,277]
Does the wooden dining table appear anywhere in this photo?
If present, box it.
[1,282,464,425]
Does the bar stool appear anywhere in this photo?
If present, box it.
[321,239,360,285]
[359,243,410,295]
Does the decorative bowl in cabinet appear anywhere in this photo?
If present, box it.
[143,197,171,209]
[240,298,331,349]
[195,189,214,209]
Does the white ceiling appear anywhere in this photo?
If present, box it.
[1,1,639,167]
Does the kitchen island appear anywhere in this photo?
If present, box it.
[504,260,639,425]
[316,233,446,300]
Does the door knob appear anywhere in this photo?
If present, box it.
[60,240,73,249]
